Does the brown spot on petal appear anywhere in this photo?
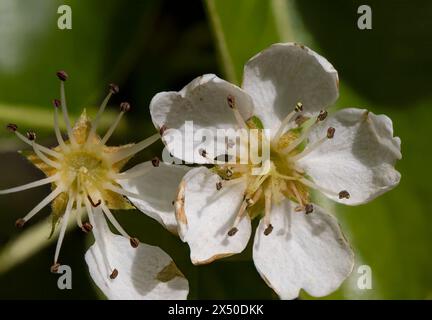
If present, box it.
[156,261,185,282]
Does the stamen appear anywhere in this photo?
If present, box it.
[290,182,304,207]
[290,127,336,162]
[52,99,69,151]
[18,187,63,225]
[216,181,223,190]
[53,193,74,265]
[82,222,93,233]
[151,156,160,167]
[28,133,61,169]
[100,202,132,240]
[227,227,238,236]
[100,102,129,145]
[58,71,77,146]
[130,238,139,248]
[227,201,248,237]
[263,187,272,235]
[87,195,101,208]
[274,102,303,141]
[327,127,335,139]
[317,110,328,122]
[13,129,61,159]
[299,178,339,197]
[110,269,119,279]
[304,203,314,214]
[50,263,61,273]
[15,219,25,228]
[6,123,18,132]
[227,95,247,129]
[282,111,329,155]
[227,188,263,237]
[84,198,115,278]
[338,190,350,199]
[108,133,160,164]
[0,174,59,195]
[86,84,118,145]
[264,224,273,236]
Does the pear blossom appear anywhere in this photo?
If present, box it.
[0,71,189,300]
[150,43,401,299]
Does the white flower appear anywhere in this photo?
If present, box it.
[1,71,189,300]
[150,43,402,299]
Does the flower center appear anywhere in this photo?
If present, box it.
[217,96,349,237]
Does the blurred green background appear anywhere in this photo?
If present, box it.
[0,0,431,299]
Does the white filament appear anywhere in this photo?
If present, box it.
[54,193,74,264]
[0,174,59,195]
[22,187,63,222]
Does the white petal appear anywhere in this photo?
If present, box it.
[85,210,189,300]
[150,74,254,163]
[242,43,339,134]
[297,108,401,205]
[253,200,354,299]
[177,167,251,264]
[118,161,191,233]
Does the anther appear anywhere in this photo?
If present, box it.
[50,263,61,273]
[216,182,222,191]
[199,148,207,158]
[26,131,36,141]
[52,99,61,108]
[338,190,350,199]
[159,124,167,136]
[15,218,26,228]
[130,237,139,248]
[295,102,303,112]
[6,123,18,132]
[151,157,160,167]
[317,110,328,122]
[327,127,335,139]
[87,195,101,208]
[109,83,119,94]
[227,95,236,109]
[264,224,273,236]
[110,269,119,279]
[81,222,93,233]
[227,227,238,237]
[56,70,68,81]
[305,203,314,214]
[119,102,130,112]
